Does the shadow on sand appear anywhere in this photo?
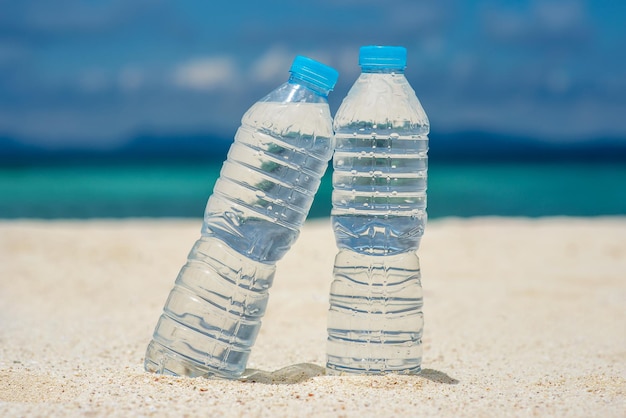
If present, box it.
[419,368,459,385]
[240,363,326,384]
[239,363,459,385]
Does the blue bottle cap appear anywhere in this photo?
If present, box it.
[359,46,407,69]
[289,55,339,92]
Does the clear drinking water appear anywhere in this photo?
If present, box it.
[145,56,338,379]
[327,46,429,374]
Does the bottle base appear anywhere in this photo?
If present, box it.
[325,249,424,376]
[325,359,421,376]
[144,340,240,380]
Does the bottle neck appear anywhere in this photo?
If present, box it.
[360,67,405,74]
[288,75,331,97]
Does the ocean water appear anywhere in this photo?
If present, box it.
[0,161,625,219]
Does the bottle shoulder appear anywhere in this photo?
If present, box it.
[242,101,332,135]
[334,73,429,135]
[240,81,334,137]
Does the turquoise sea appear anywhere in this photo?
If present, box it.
[1,161,624,219]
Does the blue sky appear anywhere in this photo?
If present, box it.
[1,0,625,148]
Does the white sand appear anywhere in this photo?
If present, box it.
[0,217,624,417]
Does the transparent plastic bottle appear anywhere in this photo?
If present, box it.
[327,46,429,374]
[145,56,338,379]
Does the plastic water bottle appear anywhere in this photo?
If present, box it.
[145,56,338,379]
[327,46,429,374]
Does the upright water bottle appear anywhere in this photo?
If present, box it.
[327,46,429,374]
[145,56,338,379]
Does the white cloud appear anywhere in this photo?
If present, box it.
[533,0,586,31]
[174,57,237,91]
[249,47,341,85]
[250,46,293,83]
[2,0,166,35]
[483,0,591,47]
[0,42,29,67]
[119,67,143,91]
[78,69,109,93]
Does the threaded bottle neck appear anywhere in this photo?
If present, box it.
[288,55,338,97]
[288,74,332,96]
[360,67,405,74]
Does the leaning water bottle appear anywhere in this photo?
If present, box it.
[145,56,338,379]
[327,46,429,374]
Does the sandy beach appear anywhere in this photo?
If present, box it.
[0,217,624,417]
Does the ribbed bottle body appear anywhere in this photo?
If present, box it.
[205,101,333,263]
[327,70,429,374]
[146,87,334,379]
[332,132,428,255]
[145,237,276,378]
[331,72,429,255]
[327,250,423,374]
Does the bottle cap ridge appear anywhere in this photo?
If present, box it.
[359,46,407,69]
[289,55,339,92]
